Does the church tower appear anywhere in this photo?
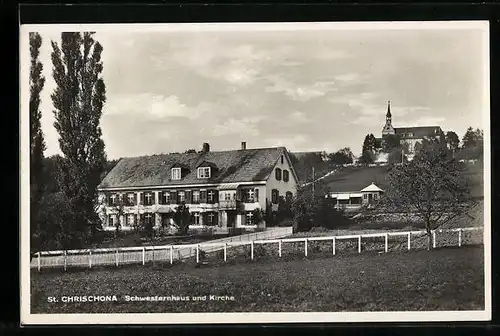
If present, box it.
[381,100,395,135]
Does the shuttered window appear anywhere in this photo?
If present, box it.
[254,188,259,202]
[272,189,279,204]
[275,168,282,181]
[283,170,289,182]
[200,190,207,203]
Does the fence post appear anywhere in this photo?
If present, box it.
[170,246,173,264]
[64,251,67,271]
[37,252,41,272]
[142,247,146,265]
[89,250,92,269]
[278,240,282,257]
[196,244,200,264]
[304,239,308,257]
[384,233,388,253]
[458,229,462,247]
[407,232,411,250]
[432,231,436,249]
[358,235,361,253]
[115,249,119,267]
[332,237,336,256]
[224,243,227,262]
[152,246,155,262]
[251,241,254,260]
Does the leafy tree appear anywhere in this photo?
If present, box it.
[360,134,377,164]
[387,147,407,166]
[36,192,80,251]
[328,147,354,165]
[51,32,107,246]
[30,32,46,254]
[172,203,191,235]
[383,138,472,250]
[462,127,477,149]
[359,150,375,165]
[382,134,401,152]
[445,131,460,152]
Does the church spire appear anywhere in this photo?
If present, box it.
[382,100,395,136]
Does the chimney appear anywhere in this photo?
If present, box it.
[202,142,210,153]
[241,141,247,150]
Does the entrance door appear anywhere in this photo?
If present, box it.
[368,193,373,204]
[227,211,236,228]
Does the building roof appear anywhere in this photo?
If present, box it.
[360,182,384,193]
[394,126,443,139]
[98,146,296,189]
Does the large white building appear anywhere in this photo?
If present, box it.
[97,142,299,231]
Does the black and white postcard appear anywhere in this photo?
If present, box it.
[20,21,491,324]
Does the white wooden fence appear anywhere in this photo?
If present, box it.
[31,226,482,271]
[31,227,293,271]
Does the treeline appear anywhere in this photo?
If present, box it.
[290,147,355,184]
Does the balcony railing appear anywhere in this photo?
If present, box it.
[219,200,242,210]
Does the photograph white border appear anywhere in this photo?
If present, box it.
[19,20,491,325]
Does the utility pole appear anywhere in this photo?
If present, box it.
[312,167,315,197]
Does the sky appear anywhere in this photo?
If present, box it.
[30,22,488,160]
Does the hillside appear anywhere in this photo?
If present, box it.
[320,163,484,197]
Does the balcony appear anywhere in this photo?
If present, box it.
[219,200,242,210]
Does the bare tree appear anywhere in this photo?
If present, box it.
[382,138,474,250]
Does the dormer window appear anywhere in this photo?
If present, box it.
[171,167,181,180]
[198,167,211,179]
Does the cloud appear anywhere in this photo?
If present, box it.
[334,73,360,82]
[264,134,309,149]
[265,75,336,102]
[211,116,266,137]
[104,93,207,120]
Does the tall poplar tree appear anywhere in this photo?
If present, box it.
[51,32,107,245]
[30,32,46,250]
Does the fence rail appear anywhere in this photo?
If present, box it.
[31,226,482,271]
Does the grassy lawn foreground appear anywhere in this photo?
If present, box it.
[31,246,484,313]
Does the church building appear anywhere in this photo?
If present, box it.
[378,101,444,154]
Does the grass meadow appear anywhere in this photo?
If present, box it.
[31,245,484,313]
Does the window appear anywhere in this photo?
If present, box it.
[144,213,154,226]
[178,191,186,203]
[283,170,289,182]
[363,194,367,200]
[224,192,231,201]
[127,193,136,206]
[285,191,293,203]
[193,212,200,225]
[192,191,200,203]
[374,193,378,200]
[171,168,181,180]
[207,190,215,203]
[281,155,284,164]
[271,189,279,204]
[245,189,255,203]
[207,212,216,226]
[197,167,211,178]
[162,192,171,204]
[246,211,254,225]
[275,168,282,181]
[144,192,154,205]
[109,194,117,206]
[118,193,124,204]
[108,215,115,227]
